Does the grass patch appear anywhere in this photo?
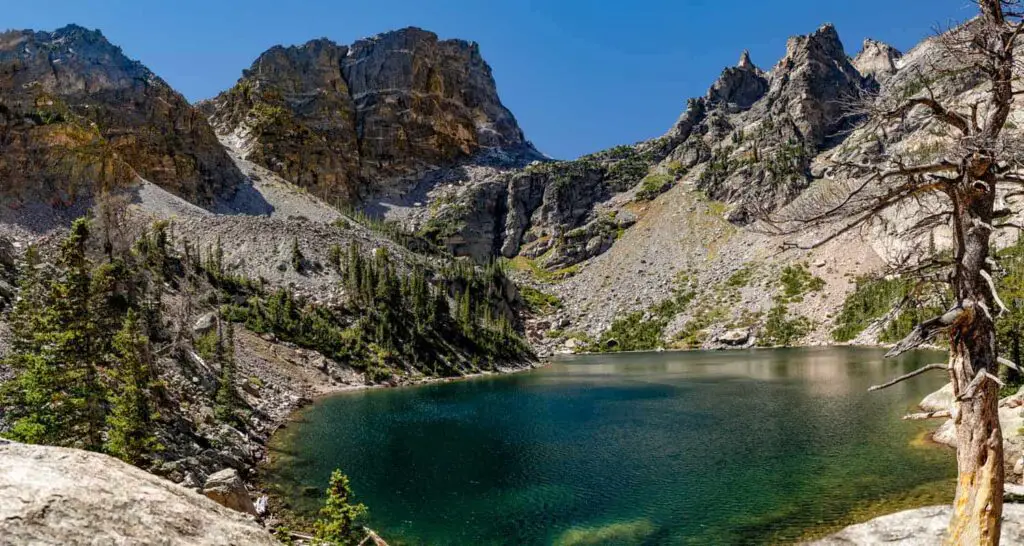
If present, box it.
[520,286,562,315]
[778,263,825,303]
[509,256,580,283]
[635,173,674,201]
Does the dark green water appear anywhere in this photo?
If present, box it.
[267,347,955,545]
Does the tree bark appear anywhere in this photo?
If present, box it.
[947,183,1004,545]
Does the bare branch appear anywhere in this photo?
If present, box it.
[885,97,971,135]
[999,356,1021,371]
[979,269,1010,316]
[868,363,950,392]
[903,409,952,420]
[957,369,1005,401]
[885,307,963,358]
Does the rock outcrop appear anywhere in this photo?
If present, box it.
[203,27,538,203]
[202,468,258,516]
[852,38,902,84]
[0,441,278,545]
[0,25,244,205]
[809,504,1024,545]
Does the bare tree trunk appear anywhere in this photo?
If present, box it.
[947,186,1003,545]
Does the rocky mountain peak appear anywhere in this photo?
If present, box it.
[0,24,243,204]
[853,38,902,83]
[738,49,755,69]
[204,26,536,204]
[706,49,768,110]
[765,22,866,147]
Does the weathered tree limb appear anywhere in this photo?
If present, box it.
[868,363,950,392]
[999,356,1021,371]
[885,97,971,135]
[885,307,964,358]
[903,409,952,420]
[957,370,1005,401]
[979,269,1010,316]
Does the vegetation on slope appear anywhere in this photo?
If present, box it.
[0,214,533,468]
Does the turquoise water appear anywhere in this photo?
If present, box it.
[267,347,955,545]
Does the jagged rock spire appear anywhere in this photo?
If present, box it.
[853,38,902,83]
[738,49,754,69]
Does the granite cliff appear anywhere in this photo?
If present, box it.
[202,27,539,203]
[0,25,243,206]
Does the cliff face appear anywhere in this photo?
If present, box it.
[203,27,538,203]
[401,24,876,267]
[0,25,243,205]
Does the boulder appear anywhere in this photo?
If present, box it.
[809,504,1024,545]
[717,329,750,346]
[202,468,257,516]
[0,441,277,545]
[919,383,954,412]
[192,312,217,336]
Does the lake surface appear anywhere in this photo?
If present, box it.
[267,347,955,545]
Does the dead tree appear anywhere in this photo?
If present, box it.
[768,2,1023,543]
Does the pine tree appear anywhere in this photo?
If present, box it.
[313,469,368,546]
[215,319,238,422]
[53,219,105,450]
[291,237,305,273]
[327,244,342,273]
[106,309,157,464]
[3,219,106,450]
[458,288,473,335]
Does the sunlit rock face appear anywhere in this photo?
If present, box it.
[202,27,536,203]
[0,25,244,204]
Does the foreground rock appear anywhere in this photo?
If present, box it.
[202,468,258,516]
[0,441,278,545]
[920,384,1024,478]
[809,504,1024,545]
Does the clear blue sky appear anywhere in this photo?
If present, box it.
[7,0,974,159]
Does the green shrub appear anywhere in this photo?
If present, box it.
[635,173,674,201]
[778,263,825,303]
[759,304,812,346]
[831,276,911,342]
[591,282,695,352]
[520,286,562,315]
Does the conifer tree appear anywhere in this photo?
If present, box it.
[291,237,304,273]
[53,219,105,450]
[313,469,368,546]
[106,309,157,464]
[215,319,238,422]
[3,220,105,449]
[458,288,473,335]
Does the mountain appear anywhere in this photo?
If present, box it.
[0,18,1022,536]
[394,24,872,266]
[201,27,540,204]
[0,25,243,205]
[379,22,1020,359]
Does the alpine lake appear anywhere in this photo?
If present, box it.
[266,347,955,545]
